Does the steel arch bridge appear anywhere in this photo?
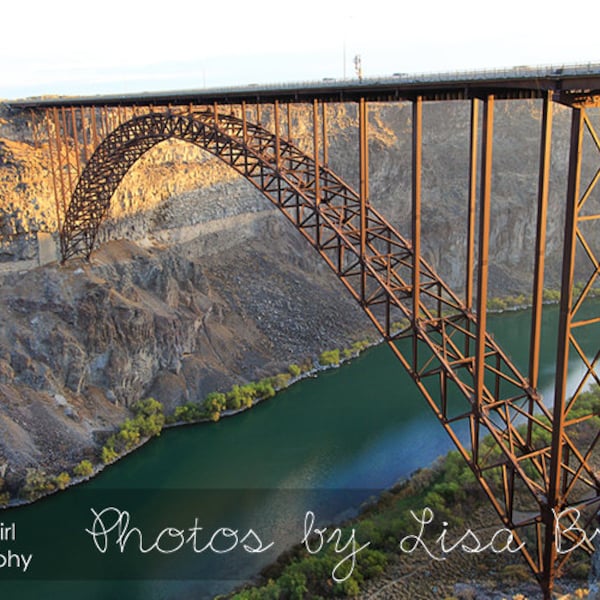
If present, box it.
[12,66,600,599]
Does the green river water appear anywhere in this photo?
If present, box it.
[0,301,598,599]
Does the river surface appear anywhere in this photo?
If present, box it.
[1,302,598,599]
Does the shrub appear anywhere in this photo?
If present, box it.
[173,403,205,422]
[131,397,165,437]
[54,471,71,490]
[131,397,163,417]
[97,397,166,465]
[487,297,507,311]
[205,391,227,420]
[73,460,94,477]
[288,364,301,378]
[543,288,561,302]
[21,468,56,500]
[270,373,291,390]
[101,444,119,464]
[319,349,340,366]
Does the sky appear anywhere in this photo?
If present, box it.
[1,0,600,99]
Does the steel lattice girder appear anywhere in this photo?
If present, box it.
[39,103,600,598]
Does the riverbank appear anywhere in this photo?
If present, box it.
[0,293,570,507]
[0,333,381,508]
[224,381,600,599]
[0,303,596,600]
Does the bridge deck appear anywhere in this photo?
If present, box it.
[9,63,600,108]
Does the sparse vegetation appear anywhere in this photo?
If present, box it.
[163,340,379,429]
[54,471,71,490]
[229,386,600,598]
[487,293,530,311]
[73,459,94,478]
[319,349,341,366]
[0,476,9,505]
[101,397,165,464]
[288,363,302,378]
[20,468,62,501]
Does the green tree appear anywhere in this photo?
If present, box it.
[319,349,340,366]
[101,444,119,464]
[21,469,55,500]
[73,460,94,477]
[54,472,71,490]
[205,391,227,420]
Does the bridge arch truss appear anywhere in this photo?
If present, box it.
[21,87,600,599]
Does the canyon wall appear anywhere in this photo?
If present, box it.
[0,100,594,488]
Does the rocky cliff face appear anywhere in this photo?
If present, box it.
[0,100,593,492]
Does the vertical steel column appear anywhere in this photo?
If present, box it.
[70,107,82,178]
[321,102,329,166]
[213,102,220,154]
[80,107,89,162]
[359,98,369,303]
[242,101,248,144]
[51,107,68,215]
[473,95,494,463]
[313,99,320,197]
[528,92,553,446]
[287,103,292,142]
[91,108,99,150]
[60,107,74,196]
[542,106,584,600]
[274,101,281,169]
[43,112,62,232]
[313,99,321,247]
[466,98,480,312]
[100,106,109,138]
[412,97,423,328]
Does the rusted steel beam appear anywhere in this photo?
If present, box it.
[60,107,74,196]
[321,101,328,166]
[100,106,109,138]
[359,98,369,303]
[313,99,321,247]
[51,107,68,216]
[43,112,62,232]
[464,98,479,357]
[473,95,494,464]
[70,107,82,178]
[542,106,583,599]
[80,107,89,163]
[313,100,320,199]
[529,92,553,400]
[412,96,423,372]
[466,98,479,312]
[274,100,281,169]
[242,101,248,143]
[91,108,99,150]
[412,96,422,327]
